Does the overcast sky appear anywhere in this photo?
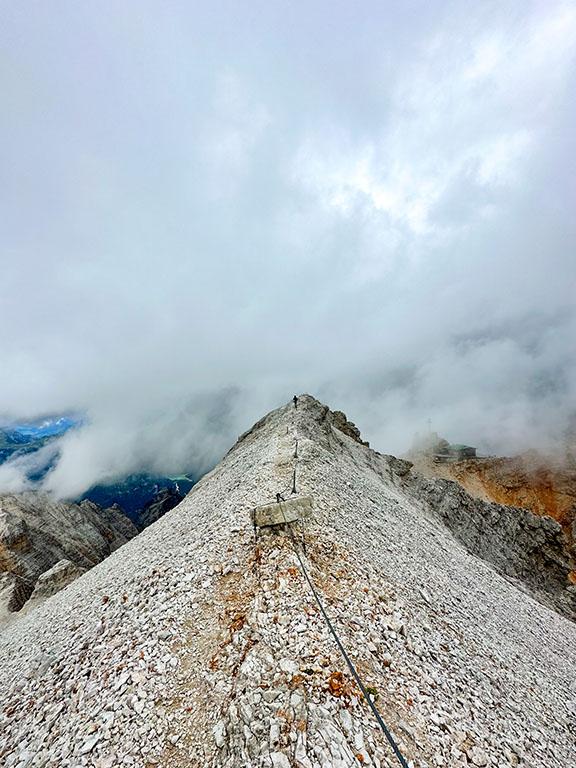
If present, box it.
[1,1,575,496]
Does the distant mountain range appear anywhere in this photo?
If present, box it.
[0,428,30,446]
[0,430,59,465]
[13,415,80,439]
[0,416,80,463]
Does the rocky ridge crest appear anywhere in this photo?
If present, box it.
[0,396,575,768]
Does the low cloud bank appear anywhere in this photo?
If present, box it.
[1,1,575,497]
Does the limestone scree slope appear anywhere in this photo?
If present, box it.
[0,396,575,768]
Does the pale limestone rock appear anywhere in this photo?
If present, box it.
[0,395,574,768]
[0,492,138,622]
[23,559,87,612]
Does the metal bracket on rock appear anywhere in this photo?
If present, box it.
[250,496,312,528]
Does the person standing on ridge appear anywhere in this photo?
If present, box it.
[293,395,298,408]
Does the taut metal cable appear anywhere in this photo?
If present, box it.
[275,400,410,768]
[279,504,410,768]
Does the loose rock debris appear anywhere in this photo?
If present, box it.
[0,395,575,767]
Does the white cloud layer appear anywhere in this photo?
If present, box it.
[1,0,575,496]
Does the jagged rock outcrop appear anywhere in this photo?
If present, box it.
[22,559,88,614]
[403,471,575,618]
[0,492,138,624]
[0,396,575,768]
[410,453,576,558]
[137,487,183,529]
[79,500,140,541]
[330,409,370,446]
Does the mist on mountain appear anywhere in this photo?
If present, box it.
[0,1,575,497]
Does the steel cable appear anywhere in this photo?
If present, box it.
[274,399,410,768]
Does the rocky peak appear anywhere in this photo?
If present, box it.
[327,408,369,446]
[0,395,575,767]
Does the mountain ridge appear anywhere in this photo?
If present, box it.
[0,395,574,767]
[0,492,139,626]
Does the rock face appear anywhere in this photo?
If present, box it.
[406,472,575,619]
[410,453,576,556]
[137,487,183,529]
[0,492,138,624]
[330,409,370,446]
[80,500,141,541]
[22,559,88,614]
[0,396,575,768]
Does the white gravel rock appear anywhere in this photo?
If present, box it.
[0,396,574,768]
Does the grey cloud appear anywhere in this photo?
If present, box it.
[1,1,575,496]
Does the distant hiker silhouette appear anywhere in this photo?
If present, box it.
[293,395,298,408]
